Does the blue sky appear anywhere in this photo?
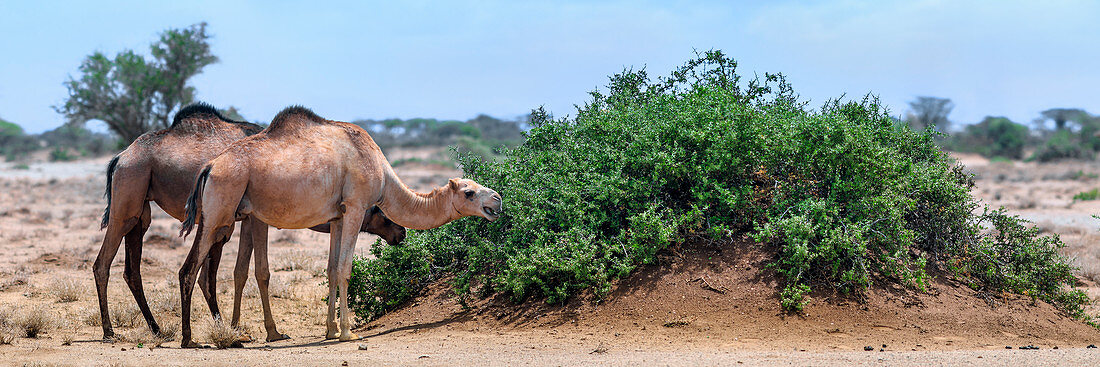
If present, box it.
[1,0,1097,133]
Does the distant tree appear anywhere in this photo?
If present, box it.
[905,96,954,132]
[218,106,247,122]
[54,23,217,143]
[953,116,1028,159]
[1035,108,1088,131]
[468,114,525,143]
[0,117,23,139]
[0,117,39,161]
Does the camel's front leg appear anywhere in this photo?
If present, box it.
[335,206,366,341]
[325,220,343,340]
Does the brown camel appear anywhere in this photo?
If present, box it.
[178,106,502,347]
[97,103,406,342]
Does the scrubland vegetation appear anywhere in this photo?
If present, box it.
[347,51,1092,324]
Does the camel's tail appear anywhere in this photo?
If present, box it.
[180,165,212,238]
[100,155,121,229]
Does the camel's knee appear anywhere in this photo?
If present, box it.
[122,266,140,284]
[335,263,353,281]
[233,265,249,281]
[255,269,270,284]
[93,259,112,281]
[178,266,191,286]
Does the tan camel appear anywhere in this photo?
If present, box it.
[177,106,502,347]
[97,103,406,342]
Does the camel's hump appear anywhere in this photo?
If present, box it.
[268,105,327,132]
[171,102,260,133]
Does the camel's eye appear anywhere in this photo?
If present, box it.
[464,190,475,199]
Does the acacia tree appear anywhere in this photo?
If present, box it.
[905,96,954,132]
[1036,108,1088,131]
[55,23,217,143]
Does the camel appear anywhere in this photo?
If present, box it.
[96,103,407,343]
[177,106,502,347]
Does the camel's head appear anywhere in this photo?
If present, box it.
[448,178,502,221]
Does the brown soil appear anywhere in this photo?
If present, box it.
[367,240,1100,352]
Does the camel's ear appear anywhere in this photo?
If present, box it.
[449,178,460,191]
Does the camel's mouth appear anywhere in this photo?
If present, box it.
[483,206,501,220]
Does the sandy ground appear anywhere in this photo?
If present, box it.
[0,151,1099,366]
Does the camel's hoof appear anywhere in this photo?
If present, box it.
[266,333,291,342]
[237,334,255,343]
[181,340,201,349]
[338,333,360,342]
[326,331,340,340]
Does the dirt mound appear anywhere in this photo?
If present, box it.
[31,251,91,270]
[362,240,1100,351]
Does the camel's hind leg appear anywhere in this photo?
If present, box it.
[94,216,134,340]
[248,218,289,342]
[94,161,149,341]
[179,163,246,348]
[197,232,230,320]
[122,201,160,336]
[179,221,234,348]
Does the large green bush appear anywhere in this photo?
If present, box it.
[348,51,1089,322]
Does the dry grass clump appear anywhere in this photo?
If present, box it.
[78,306,101,326]
[1073,248,1100,283]
[205,318,243,349]
[150,289,181,317]
[111,303,143,328]
[268,276,294,299]
[0,308,17,344]
[0,324,16,345]
[157,321,179,342]
[48,277,83,302]
[19,305,55,338]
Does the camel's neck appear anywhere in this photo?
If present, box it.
[378,169,458,230]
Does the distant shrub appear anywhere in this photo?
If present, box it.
[355,114,525,162]
[1073,189,1100,201]
[0,118,39,161]
[348,51,1089,320]
[49,148,76,162]
[943,116,1028,159]
[48,278,83,302]
[1071,170,1099,180]
[1031,130,1093,162]
[40,124,116,157]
